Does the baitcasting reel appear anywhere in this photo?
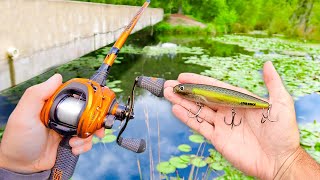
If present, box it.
[40,76,165,153]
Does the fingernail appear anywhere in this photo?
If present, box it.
[46,74,62,83]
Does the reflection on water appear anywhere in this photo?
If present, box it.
[295,93,320,123]
[74,94,208,179]
[0,33,319,179]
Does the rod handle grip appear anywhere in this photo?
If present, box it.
[49,136,79,180]
[136,76,165,97]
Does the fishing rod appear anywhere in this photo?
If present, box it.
[39,1,165,179]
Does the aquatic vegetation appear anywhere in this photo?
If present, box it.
[178,144,192,152]
[92,129,117,144]
[156,162,176,174]
[212,35,320,57]
[189,134,205,143]
[156,119,320,179]
[156,131,253,179]
[299,121,320,163]
[1,33,319,179]
[102,45,204,57]
[1,71,123,104]
[0,128,4,140]
[144,46,204,57]
[183,53,320,98]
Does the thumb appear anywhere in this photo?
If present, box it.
[12,74,62,119]
[19,74,63,110]
[28,74,63,101]
[263,61,288,99]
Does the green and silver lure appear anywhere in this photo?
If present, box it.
[173,83,273,128]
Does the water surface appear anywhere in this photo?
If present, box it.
[0,32,319,179]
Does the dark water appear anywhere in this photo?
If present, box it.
[0,32,319,179]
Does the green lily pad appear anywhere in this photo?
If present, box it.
[178,144,192,152]
[189,134,205,143]
[104,129,114,135]
[210,162,225,171]
[169,157,188,169]
[205,157,214,164]
[180,155,191,163]
[111,88,123,93]
[156,162,176,174]
[101,134,117,143]
[92,136,100,144]
[191,157,207,167]
[315,142,320,152]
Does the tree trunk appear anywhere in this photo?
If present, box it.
[178,5,183,14]
[290,0,314,38]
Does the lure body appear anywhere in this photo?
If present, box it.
[173,84,269,109]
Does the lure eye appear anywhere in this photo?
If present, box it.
[179,86,184,91]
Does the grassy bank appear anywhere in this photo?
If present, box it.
[154,21,215,36]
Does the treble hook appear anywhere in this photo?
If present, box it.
[188,102,204,123]
[224,108,242,129]
[261,104,276,123]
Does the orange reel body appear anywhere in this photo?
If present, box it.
[40,78,118,138]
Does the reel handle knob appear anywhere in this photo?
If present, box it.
[117,137,146,153]
[49,136,79,180]
[136,76,165,97]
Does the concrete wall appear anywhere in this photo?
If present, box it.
[0,0,163,91]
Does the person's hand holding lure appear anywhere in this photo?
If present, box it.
[164,61,320,179]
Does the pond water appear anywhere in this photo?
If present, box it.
[0,30,319,179]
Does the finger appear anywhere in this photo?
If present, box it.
[177,73,264,100]
[18,74,63,112]
[24,74,63,101]
[69,136,93,148]
[164,80,180,88]
[72,142,93,155]
[172,104,214,140]
[263,61,289,99]
[164,87,224,126]
[94,128,105,138]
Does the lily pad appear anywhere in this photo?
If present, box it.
[210,162,224,171]
[178,144,192,152]
[205,157,214,164]
[92,136,100,144]
[156,162,176,174]
[101,134,117,143]
[104,129,114,135]
[180,155,191,163]
[189,134,205,143]
[169,157,188,169]
[111,88,123,93]
[191,157,207,167]
[315,142,320,152]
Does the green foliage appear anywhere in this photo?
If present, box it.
[183,35,320,98]
[190,157,207,167]
[299,121,320,163]
[169,157,189,169]
[92,129,117,144]
[177,144,192,152]
[156,131,253,179]
[74,0,320,40]
[154,22,215,35]
[188,134,205,143]
[0,128,4,141]
[214,9,238,33]
[156,162,176,174]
